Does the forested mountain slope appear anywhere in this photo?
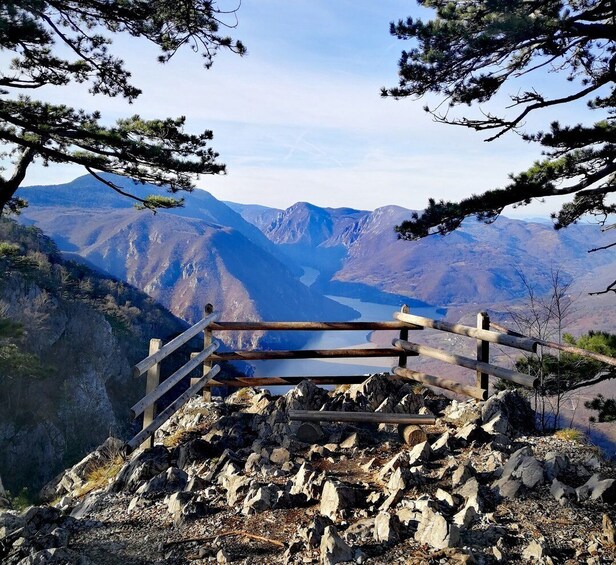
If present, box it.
[20,177,357,348]
[0,220,189,494]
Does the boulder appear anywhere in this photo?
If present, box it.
[493,477,523,500]
[395,392,425,415]
[278,379,330,413]
[515,456,544,489]
[550,479,575,506]
[269,447,290,466]
[431,432,452,457]
[289,463,325,501]
[109,446,170,494]
[320,526,356,565]
[577,474,616,503]
[493,447,536,498]
[176,439,219,470]
[166,491,208,524]
[135,467,187,496]
[455,423,489,445]
[456,478,483,512]
[453,504,478,528]
[481,390,535,435]
[435,488,456,509]
[340,433,360,449]
[320,480,356,520]
[378,452,409,480]
[408,441,431,466]
[242,484,280,514]
[415,507,460,549]
[543,451,569,481]
[443,400,481,427]
[374,512,400,544]
[299,515,333,548]
[451,462,473,489]
[522,539,549,561]
[222,473,251,507]
[387,467,411,496]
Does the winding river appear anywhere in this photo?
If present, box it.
[248,267,443,380]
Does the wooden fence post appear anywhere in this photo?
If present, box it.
[398,305,409,369]
[202,303,214,401]
[476,312,490,395]
[141,338,162,450]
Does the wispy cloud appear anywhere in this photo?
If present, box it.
[17,0,577,218]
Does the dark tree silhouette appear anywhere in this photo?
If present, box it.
[383,0,616,293]
[0,1,246,214]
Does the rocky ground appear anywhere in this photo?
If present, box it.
[1,374,615,564]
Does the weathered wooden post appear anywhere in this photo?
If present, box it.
[398,305,423,441]
[202,303,214,401]
[398,305,410,369]
[141,338,162,450]
[476,312,490,395]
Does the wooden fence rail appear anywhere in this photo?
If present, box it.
[210,321,421,331]
[132,310,218,377]
[130,303,597,452]
[210,348,407,362]
[393,311,537,352]
[391,366,488,401]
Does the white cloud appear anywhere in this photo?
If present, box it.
[14,0,592,218]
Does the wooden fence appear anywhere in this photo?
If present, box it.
[126,304,546,451]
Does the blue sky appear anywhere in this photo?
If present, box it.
[20,1,588,216]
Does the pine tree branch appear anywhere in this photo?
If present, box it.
[588,241,616,253]
[589,279,616,295]
[565,370,616,392]
[84,168,153,209]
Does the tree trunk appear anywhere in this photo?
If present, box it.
[0,148,36,216]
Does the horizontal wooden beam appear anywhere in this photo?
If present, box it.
[211,348,412,361]
[392,366,488,401]
[205,375,371,387]
[491,322,616,368]
[394,312,537,352]
[133,312,218,377]
[392,339,538,388]
[289,410,436,425]
[210,321,422,331]
[131,344,220,417]
[126,364,221,452]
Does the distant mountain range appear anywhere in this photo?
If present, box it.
[229,200,616,306]
[19,174,616,331]
[19,176,356,348]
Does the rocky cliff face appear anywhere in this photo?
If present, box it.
[0,220,189,495]
[2,375,614,564]
[0,275,127,491]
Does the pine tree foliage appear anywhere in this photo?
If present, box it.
[384,1,616,292]
[0,1,246,214]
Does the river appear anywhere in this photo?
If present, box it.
[248,267,443,380]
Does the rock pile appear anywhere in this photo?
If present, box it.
[1,374,615,564]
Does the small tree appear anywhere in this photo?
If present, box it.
[0,1,246,215]
[586,394,616,423]
[505,267,577,430]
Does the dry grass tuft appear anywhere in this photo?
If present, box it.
[554,428,586,443]
[163,428,193,448]
[74,456,124,498]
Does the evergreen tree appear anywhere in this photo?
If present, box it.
[384,1,616,293]
[0,1,245,215]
